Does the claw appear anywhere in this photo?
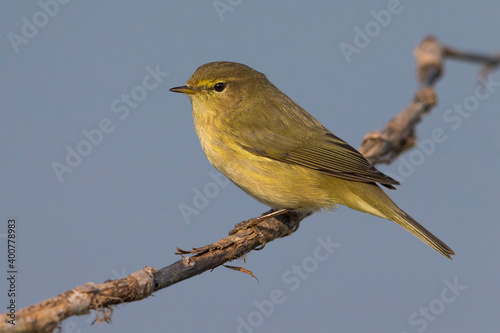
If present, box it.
[251,225,266,250]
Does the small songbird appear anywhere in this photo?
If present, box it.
[170,61,454,259]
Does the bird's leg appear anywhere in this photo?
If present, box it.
[229,208,294,250]
[229,208,293,235]
[180,208,298,255]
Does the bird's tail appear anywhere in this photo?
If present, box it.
[342,182,455,259]
[390,209,455,259]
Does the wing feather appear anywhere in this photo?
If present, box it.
[234,87,399,189]
[239,131,399,189]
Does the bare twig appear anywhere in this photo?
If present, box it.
[2,35,498,333]
[359,35,443,163]
[1,268,157,333]
[358,35,500,164]
[443,45,500,76]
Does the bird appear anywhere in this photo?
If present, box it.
[170,61,455,259]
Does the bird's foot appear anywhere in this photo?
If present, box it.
[229,208,293,235]
[229,208,293,249]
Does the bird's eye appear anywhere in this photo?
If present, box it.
[214,82,226,92]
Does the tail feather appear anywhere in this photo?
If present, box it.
[337,181,455,258]
[393,210,455,259]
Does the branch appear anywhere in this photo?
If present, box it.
[359,35,500,164]
[3,35,498,333]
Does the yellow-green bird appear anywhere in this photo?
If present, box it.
[170,61,454,259]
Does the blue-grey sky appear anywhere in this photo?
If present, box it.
[1,1,499,332]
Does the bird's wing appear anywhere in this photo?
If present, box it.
[238,128,399,189]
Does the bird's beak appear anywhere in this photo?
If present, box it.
[169,85,198,95]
